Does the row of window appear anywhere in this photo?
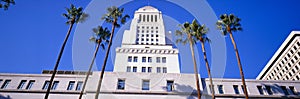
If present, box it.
[216,85,298,96]
[117,79,174,92]
[128,56,166,63]
[126,66,167,73]
[0,79,83,91]
[139,14,158,22]
[137,26,159,30]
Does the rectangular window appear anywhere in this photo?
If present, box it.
[148,57,152,63]
[163,67,167,73]
[281,86,289,95]
[42,81,50,90]
[67,81,75,90]
[157,67,161,73]
[51,81,59,90]
[133,56,138,62]
[166,80,174,92]
[148,67,152,73]
[133,67,137,72]
[142,57,146,63]
[241,85,246,94]
[126,66,131,72]
[26,80,35,90]
[1,80,11,89]
[156,57,160,63]
[117,79,125,90]
[218,85,224,94]
[17,80,27,89]
[142,67,146,72]
[265,85,273,95]
[257,86,264,95]
[128,56,132,62]
[162,57,166,63]
[76,81,83,91]
[289,86,297,95]
[233,85,239,94]
[142,80,150,90]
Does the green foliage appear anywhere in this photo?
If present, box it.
[176,19,209,45]
[0,0,15,10]
[101,6,130,27]
[90,26,111,50]
[216,14,242,35]
[62,4,88,24]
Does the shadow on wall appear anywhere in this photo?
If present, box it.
[0,94,11,99]
[161,83,197,99]
[261,83,300,98]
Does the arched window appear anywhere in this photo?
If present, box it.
[143,15,146,22]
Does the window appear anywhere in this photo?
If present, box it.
[148,57,152,63]
[143,15,145,22]
[147,15,149,22]
[163,67,167,73]
[128,56,132,62]
[281,86,289,95]
[155,15,157,22]
[126,66,131,72]
[218,85,224,94]
[76,81,83,91]
[151,15,153,22]
[142,80,150,90]
[133,67,137,72]
[142,67,146,72]
[17,80,27,89]
[148,67,152,73]
[289,86,297,95]
[67,81,75,90]
[157,67,161,73]
[42,81,50,90]
[1,80,11,89]
[233,85,239,94]
[0,79,2,84]
[117,79,125,90]
[26,80,35,90]
[265,85,273,95]
[162,57,166,63]
[142,57,146,63]
[52,81,59,90]
[257,86,264,95]
[133,56,138,62]
[166,81,174,92]
[156,57,160,63]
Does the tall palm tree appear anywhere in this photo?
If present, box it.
[0,0,15,10]
[216,14,248,99]
[44,4,86,99]
[94,6,129,99]
[191,19,215,99]
[176,21,202,99]
[78,26,110,99]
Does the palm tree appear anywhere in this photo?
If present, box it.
[176,21,202,99]
[190,19,215,99]
[78,26,110,99]
[44,4,86,99]
[0,0,15,10]
[94,6,129,99]
[216,14,248,99]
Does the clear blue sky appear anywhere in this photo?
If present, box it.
[0,0,299,79]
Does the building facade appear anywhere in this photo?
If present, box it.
[257,31,300,80]
[0,6,300,99]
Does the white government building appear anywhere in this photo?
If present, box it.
[0,6,300,99]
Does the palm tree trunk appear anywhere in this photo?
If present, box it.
[79,40,101,99]
[44,18,75,99]
[94,20,116,99]
[228,29,249,99]
[188,35,201,99]
[200,41,215,99]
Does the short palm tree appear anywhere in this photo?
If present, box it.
[190,19,215,99]
[44,4,86,99]
[216,14,248,99]
[176,21,202,99]
[0,0,15,10]
[94,6,129,99]
[78,26,110,99]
